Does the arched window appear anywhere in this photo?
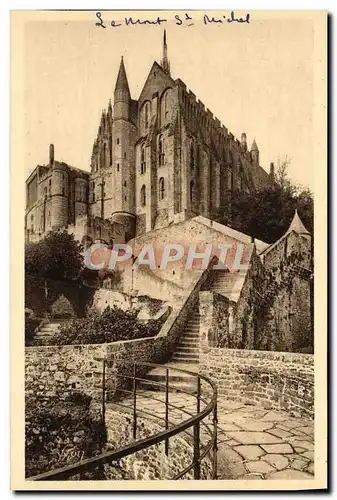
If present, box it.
[190,180,195,203]
[141,144,146,174]
[140,185,146,207]
[159,135,165,166]
[159,177,165,200]
[161,88,171,125]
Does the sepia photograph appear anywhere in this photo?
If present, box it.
[10,9,327,490]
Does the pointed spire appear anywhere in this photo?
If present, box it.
[114,56,130,95]
[161,29,170,75]
[287,210,310,236]
[251,138,259,151]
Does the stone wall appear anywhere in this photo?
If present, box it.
[103,409,213,480]
[199,291,232,349]
[200,348,314,419]
[25,337,169,402]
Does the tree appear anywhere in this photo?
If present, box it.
[225,158,313,244]
[25,231,84,281]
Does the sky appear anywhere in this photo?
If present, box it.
[24,11,315,189]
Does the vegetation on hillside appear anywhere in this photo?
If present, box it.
[27,305,171,346]
[222,158,314,244]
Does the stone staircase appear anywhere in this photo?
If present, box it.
[209,269,246,302]
[34,319,66,341]
[140,313,201,393]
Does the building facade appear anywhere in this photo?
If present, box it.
[25,32,274,244]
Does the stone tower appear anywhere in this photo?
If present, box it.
[111,57,137,238]
[251,138,259,166]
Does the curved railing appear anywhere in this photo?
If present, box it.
[27,361,218,481]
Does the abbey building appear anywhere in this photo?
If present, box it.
[25,31,274,246]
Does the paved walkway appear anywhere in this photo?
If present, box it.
[108,392,314,480]
[216,399,314,480]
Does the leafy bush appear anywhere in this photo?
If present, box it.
[29,305,171,346]
[25,394,107,478]
[50,294,76,319]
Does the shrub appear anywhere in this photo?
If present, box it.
[25,394,107,478]
[29,305,171,346]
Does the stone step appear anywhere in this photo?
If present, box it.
[137,379,198,393]
[171,356,199,364]
[175,346,199,354]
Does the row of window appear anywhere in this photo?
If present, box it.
[140,136,165,174]
[140,89,171,133]
[140,178,165,206]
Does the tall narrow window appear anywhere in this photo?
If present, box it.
[92,182,95,203]
[141,145,146,174]
[159,135,165,166]
[190,180,195,203]
[190,144,195,169]
[140,185,146,207]
[159,177,165,200]
[116,138,120,145]
[164,92,168,118]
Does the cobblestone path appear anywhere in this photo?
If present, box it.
[108,392,314,480]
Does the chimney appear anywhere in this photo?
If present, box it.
[269,161,275,181]
[49,144,54,164]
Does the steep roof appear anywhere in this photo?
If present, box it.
[287,209,310,236]
[260,210,311,258]
[251,138,258,151]
[114,56,130,95]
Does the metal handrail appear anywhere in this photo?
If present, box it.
[27,361,217,481]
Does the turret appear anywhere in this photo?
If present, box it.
[114,56,131,120]
[251,138,259,166]
[111,56,137,235]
